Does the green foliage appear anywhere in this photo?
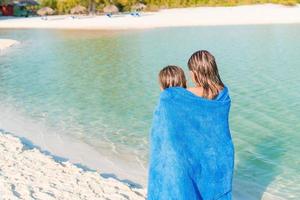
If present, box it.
[56,0,85,13]
[0,0,13,5]
[37,0,300,14]
[40,0,58,9]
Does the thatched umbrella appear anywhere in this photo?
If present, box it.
[19,0,39,6]
[37,7,54,16]
[131,3,146,11]
[103,5,119,14]
[70,5,87,15]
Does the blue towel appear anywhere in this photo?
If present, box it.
[148,86,234,200]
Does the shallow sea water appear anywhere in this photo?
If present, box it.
[0,25,299,199]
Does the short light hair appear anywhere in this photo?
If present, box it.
[159,65,187,89]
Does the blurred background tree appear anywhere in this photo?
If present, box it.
[34,0,300,14]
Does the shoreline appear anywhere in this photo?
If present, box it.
[0,103,148,188]
[0,4,300,30]
[0,130,147,199]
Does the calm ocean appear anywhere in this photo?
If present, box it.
[0,25,299,199]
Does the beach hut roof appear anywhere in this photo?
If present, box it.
[37,7,54,16]
[18,0,39,6]
[131,3,146,11]
[103,5,119,14]
[70,5,86,15]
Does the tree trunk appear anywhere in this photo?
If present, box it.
[88,0,95,15]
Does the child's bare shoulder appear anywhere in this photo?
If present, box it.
[187,87,203,97]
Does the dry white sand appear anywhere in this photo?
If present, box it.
[0,4,300,30]
[0,39,19,51]
[0,132,146,200]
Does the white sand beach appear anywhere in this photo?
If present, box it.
[0,131,146,200]
[0,4,300,30]
[0,39,19,50]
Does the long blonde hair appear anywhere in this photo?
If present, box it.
[188,50,224,99]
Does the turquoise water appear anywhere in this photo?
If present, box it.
[0,25,299,199]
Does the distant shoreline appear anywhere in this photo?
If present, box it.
[1,4,300,30]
